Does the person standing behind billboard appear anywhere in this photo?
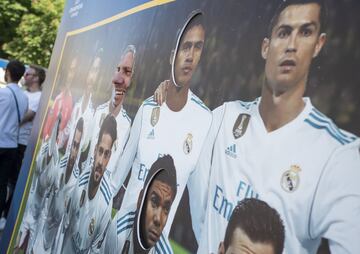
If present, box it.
[2,65,45,224]
[110,10,212,252]
[193,1,360,253]
[0,60,28,230]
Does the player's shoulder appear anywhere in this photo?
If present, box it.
[142,96,158,108]
[115,210,136,236]
[303,105,358,147]
[78,171,91,187]
[95,101,110,112]
[59,154,69,168]
[100,173,113,205]
[72,165,80,179]
[120,107,132,125]
[188,91,211,113]
[218,98,259,115]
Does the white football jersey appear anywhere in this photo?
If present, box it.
[111,90,212,244]
[103,206,171,254]
[61,169,113,254]
[85,100,131,174]
[60,95,94,153]
[196,98,360,254]
[32,154,81,253]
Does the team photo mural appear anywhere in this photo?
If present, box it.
[2,0,360,253]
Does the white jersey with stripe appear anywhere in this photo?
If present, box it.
[30,141,59,224]
[103,207,171,254]
[32,154,81,253]
[61,169,113,254]
[60,94,94,153]
[85,100,131,174]
[196,97,360,253]
[111,90,212,245]
[18,141,50,252]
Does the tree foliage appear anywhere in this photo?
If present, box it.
[0,0,30,58]
[1,0,64,67]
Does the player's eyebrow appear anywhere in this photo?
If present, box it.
[300,22,318,30]
[276,21,318,32]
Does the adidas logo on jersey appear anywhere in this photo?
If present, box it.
[225,144,237,158]
[147,129,155,139]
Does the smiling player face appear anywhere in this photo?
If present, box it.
[111,51,134,107]
[261,3,326,95]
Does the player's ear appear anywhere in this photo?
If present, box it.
[261,37,270,60]
[218,241,225,254]
[313,33,326,58]
[137,189,144,209]
[169,50,175,65]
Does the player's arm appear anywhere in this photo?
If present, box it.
[20,109,36,125]
[154,80,170,105]
[58,106,76,149]
[110,104,143,194]
[102,218,118,254]
[187,105,225,242]
[310,139,360,253]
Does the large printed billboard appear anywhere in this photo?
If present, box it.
[1,0,360,253]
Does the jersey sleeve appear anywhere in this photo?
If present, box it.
[59,104,78,149]
[102,218,118,254]
[310,139,360,253]
[187,104,225,242]
[110,105,143,194]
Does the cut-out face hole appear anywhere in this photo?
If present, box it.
[172,11,205,88]
[137,155,177,250]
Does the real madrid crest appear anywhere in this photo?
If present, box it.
[233,114,250,139]
[281,165,301,193]
[80,189,86,208]
[151,107,160,127]
[183,133,193,154]
[88,218,95,236]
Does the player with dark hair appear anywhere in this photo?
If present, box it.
[103,155,177,254]
[192,1,360,253]
[218,199,285,254]
[59,114,117,253]
[267,0,327,38]
[16,114,61,252]
[58,50,101,157]
[29,118,84,253]
[110,11,212,252]
[84,45,135,178]
[0,60,28,230]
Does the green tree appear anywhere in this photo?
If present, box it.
[0,0,31,58]
[2,0,65,67]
